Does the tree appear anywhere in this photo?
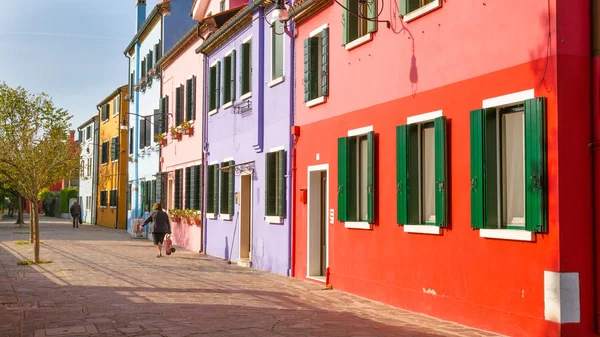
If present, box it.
[0,82,80,262]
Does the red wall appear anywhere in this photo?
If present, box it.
[292,0,594,335]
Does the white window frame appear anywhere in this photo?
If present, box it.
[306,24,329,108]
[344,126,373,230]
[113,95,120,116]
[402,0,442,23]
[478,89,535,242]
[240,35,253,100]
[269,19,285,85]
[109,189,118,209]
[401,110,443,235]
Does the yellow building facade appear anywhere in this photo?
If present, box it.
[96,85,129,228]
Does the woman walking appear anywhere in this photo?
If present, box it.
[142,202,172,257]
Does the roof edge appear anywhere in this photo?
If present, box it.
[96,85,128,108]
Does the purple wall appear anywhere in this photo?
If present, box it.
[203,8,293,275]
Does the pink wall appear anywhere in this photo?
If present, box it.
[294,0,557,126]
[161,36,205,253]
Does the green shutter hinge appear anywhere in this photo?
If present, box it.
[437,180,445,191]
[397,182,402,194]
[530,174,542,191]
[337,185,344,194]
[470,177,478,191]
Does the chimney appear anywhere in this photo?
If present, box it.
[136,0,147,31]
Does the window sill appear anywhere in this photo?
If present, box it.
[344,221,372,230]
[402,0,441,22]
[307,96,327,108]
[345,33,373,51]
[306,275,326,283]
[101,163,108,166]
[265,215,283,224]
[222,101,233,109]
[268,76,285,88]
[403,225,441,235]
[240,92,252,101]
[206,213,217,219]
[209,109,218,116]
[110,206,116,209]
[479,229,534,242]
[220,214,232,221]
[111,160,118,163]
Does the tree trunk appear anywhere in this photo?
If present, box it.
[32,202,40,263]
[16,194,24,227]
[30,201,35,243]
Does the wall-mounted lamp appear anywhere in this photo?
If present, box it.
[271,0,290,22]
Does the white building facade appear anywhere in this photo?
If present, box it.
[77,116,99,224]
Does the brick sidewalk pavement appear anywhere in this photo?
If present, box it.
[0,215,503,337]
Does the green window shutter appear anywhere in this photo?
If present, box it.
[525,97,547,232]
[277,152,286,217]
[158,97,164,134]
[185,167,192,209]
[198,165,203,211]
[366,131,375,223]
[186,79,193,121]
[470,109,485,229]
[191,76,196,120]
[175,86,182,126]
[208,67,214,111]
[228,160,235,215]
[470,109,500,229]
[397,125,408,224]
[367,0,378,33]
[400,0,408,15]
[303,38,312,102]
[151,180,156,207]
[309,38,319,100]
[231,50,236,101]
[337,137,348,221]
[342,0,349,45]
[156,174,162,204]
[213,164,219,215]
[164,96,169,132]
[217,60,222,108]
[321,28,329,97]
[434,116,447,227]
[189,166,196,210]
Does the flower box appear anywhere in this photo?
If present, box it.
[158,138,167,146]
[194,218,201,226]
[172,133,182,141]
[183,126,194,135]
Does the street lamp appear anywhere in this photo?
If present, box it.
[271,0,290,22]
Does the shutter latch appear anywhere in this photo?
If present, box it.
[470,177,477,191]
[437,180,445,191]
[530,174,542,190]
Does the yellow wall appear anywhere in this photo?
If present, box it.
[97,86,129,229]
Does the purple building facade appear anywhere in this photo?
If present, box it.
[198,4,294,275]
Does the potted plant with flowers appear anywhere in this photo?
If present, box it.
[181,120,194,135]
[170,126,182,140]
[154,133,167,146]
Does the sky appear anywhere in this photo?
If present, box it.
[0,0,162,130]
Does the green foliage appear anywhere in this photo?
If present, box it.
[17,260,52,265]
[39,189,59,216]
[59,187,78,213]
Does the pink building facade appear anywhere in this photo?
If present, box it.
[157,23,205,253]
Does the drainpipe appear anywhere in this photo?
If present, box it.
[202,52,209,255]
[593,0,600,331]
[288,20,296,277]
[116,90,120,229]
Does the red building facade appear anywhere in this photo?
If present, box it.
[290,0,594,336]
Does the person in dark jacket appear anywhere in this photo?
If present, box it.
[69,201,81,228]
[142,202,172,257]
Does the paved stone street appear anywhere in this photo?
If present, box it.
[0,216,502,337]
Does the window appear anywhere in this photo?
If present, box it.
[220,161,235,216]
[271,21,284,80]
[154,41,161,63]
[129,127,134,154]
[265,150,286,219]
[176,84,183,126]
[397,117,447,227]
[208,62,220,112]
[101,104,109,122]
[111,136,119,162]
[109,190,118,208]
[147,50,153,70]
[304,27,329,103]
[80,160,85,177]
[129,72,135,102]
[113,96,120,116]
[241,40,252,96]
[127,183,132,211]
[338,131,375,224]
[87,158,92,177]
[470,97,547,232]
[342,0,377,46]
[207,163,219,214]
[100,190,108,207]
[220,0,226,11]
[184,166,202,210]
[101,141,109,164]
[141,180,156,213]
[159,96,169,134]
[86,196,91,210]
[223,53,235,105]
[400,0,441,21]
[141,58,146,79]
[186,77,196,121]
[78,130,83,142]
[139,117,151,148]
[174,169,183,210]
[86,125,92,140]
